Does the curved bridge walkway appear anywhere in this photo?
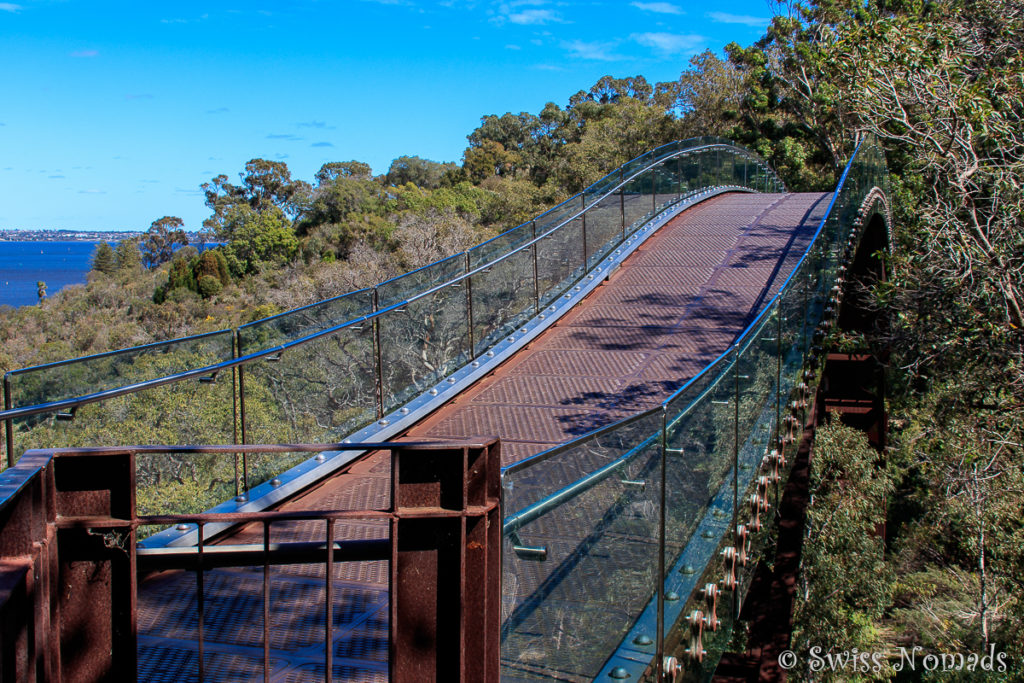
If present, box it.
[137,191,831,682]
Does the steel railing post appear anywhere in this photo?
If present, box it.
[4,374,12,468]
[465,251,475,357]
[373,287,385,419]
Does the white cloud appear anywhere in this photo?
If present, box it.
[631,32,704,55]
[562,39,624,61]
[0,3,22,12]
[507,8,561,24]
[631,2,683,15]
[706,11,768,27]
[70,49,99,58]
[505,43,521,50]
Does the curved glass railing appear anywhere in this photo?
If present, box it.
[498,134,888,680]
[1,138,784,519]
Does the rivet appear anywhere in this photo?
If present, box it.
[508,337,516,342]
[235,495,247,503]
[400,407,410,414]
[271,478,281,487]
[539,314,545,320]
[609,667,631,680]
[665,591,680,601]
[472,361,480,368]
[429,388,439,396]
[447,377,457,384]
[521,328,528,333]
[176,523,190,531]
[379,419,390,426]
[315,453,326,462]
[487,350,495,357]
[701,529,715,539]
[681,564,696,575]
[633,634,653,647]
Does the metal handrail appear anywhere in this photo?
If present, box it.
[2,140,781,429]
[499,133,881,536]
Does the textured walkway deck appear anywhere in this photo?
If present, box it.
[137,191,830,682]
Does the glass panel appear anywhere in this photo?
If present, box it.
[376,253,465,309]
[536,217,585,307]
[733,305,781,597]
[8,330,234,409]
[470,245,536,357]
[238,289,374,354]
[720,149,735,188]
[378,280,470,413]
[621,178,651,235]
[11,370,236,467]
[680,153,699,194]
[6,330,235,465]
[661,352,737,673]
[652,161,677,213]
[241,323,377,462]
[535,197,581,238]
[584,192,624,269]
[501,410,664,680]
[468,221,533,270]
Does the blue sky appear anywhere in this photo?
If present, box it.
[0,1,773,232]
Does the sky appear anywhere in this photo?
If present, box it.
[0,0,774,232]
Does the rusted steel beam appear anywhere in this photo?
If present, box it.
[50,450,137,683]
[390,439,501,683]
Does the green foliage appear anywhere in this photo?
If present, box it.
[792,422,895,679]
[91,242,117,275]
[141,216,189,268]
[114,238,143,273]
[386,155,456,189]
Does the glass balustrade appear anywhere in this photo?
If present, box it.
[0,133,892,678]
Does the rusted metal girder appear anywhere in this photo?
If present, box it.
[0,440,502,682]
[390,440,502,683]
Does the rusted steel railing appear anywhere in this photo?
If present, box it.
[0,440,501,682]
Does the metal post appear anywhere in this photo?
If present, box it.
[237,362,249,495]
[232,332,240,498]
[619,171,625,241]
[325,518,335,679]
[390,440,501,683]
[655,407,668,681]
[4,374,13,468]
[464,252,475,357]
[197,522,205,682]
[373,287,385,419]
[581,196,588,269]
[732,346,741,619]
[531,221,540,313]
[263,521,271,683]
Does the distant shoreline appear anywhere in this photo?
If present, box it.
[0,229,202,243]
[0,229,143,243]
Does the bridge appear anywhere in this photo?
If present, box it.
[0,135,890,682]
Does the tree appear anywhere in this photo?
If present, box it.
[674,50,746,138]
[92,242,116,275]
[386,156,457,189]
[142,216,189,269]
[114,239,143,273]
[220,205,299,276]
